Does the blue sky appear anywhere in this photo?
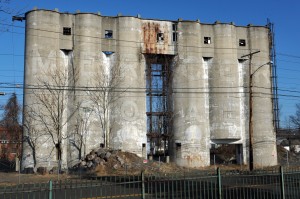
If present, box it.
[0,0,299,127]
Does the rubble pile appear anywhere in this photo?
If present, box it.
[72,148,185,176]
[73,148,147,175]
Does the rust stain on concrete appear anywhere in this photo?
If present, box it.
[142,22,169,54]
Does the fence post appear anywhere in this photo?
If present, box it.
[141,171,145,199]
[49,180,53,199]
[217,167,222,199]
[280,166,285,199]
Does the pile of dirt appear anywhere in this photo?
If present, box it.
[72,145,300,176]
[73,148,185,176]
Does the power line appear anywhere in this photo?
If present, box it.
[4,21,300,60]
[0,22,269,54]
[277,53,300,59]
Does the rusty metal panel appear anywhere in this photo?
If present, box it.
[142,21,174,54]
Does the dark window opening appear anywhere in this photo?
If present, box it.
[176,143,181,158]
[63,27,71,35]
[239,39,246,46]
[210,144,243,165]
[238,59,247,63]
[55,143,61,161]
[157,33,164,42]
[105,30,113,38]
[146,55,173,156]
[204,37,211,44]
[172,32,177,42]
[172,24,178,42]
[103,51,114,56]
[61,49,72,56]
[172,24,177,31]
[203,57,213,62]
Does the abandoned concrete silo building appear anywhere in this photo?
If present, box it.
[22,9,278,170]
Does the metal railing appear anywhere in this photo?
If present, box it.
[1,166,300,199]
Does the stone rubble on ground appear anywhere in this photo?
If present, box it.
[72,148,142,173]
[70,148,179,175]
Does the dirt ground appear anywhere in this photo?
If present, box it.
[0,172,73,186]
[0,145,299,186]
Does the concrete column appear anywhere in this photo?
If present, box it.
[23,10,61,170]
[110,17,147,157]
[172,21,210,167]
[209,23,242,142]
[248,26,277,168]
[72,13,103,163]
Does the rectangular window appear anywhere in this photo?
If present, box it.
[157,33,164,42]
[63,27,71,35]
[172,24,177,31]
[176,143,181,158]
[172,32,177,42]
[105,30,113,38]
[239,39,246,46]
[204,37,211,44]
[172,24,178,42]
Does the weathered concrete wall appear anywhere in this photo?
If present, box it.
[209,23,241,141]
[172,21,210,167]
[22,9,277,170]
[23,10,68,169]
[248,26,278,167]
[112,16,147,157]
[68,13,104,167]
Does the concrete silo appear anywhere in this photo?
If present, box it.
[22,9,277,170]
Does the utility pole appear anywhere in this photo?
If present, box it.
[241,50,260,171]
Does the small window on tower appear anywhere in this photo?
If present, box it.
[157,32,164,42]
[63,27,71,35]
[204,37,211,44]
[105,30,113,38]
[239,39,246,46]
[172,24,177,31]
[172,32,177,42]
[172,23,178,42]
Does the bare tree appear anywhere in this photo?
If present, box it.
[289,103,300,131]
[22,106,44,167]
[69,107,93,160]
[29,52,79,169]
[32,67,68,165]
[89,53,124,148]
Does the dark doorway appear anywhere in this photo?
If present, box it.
[210,144,243,165]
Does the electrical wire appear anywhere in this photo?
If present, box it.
[1,20,300,118]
